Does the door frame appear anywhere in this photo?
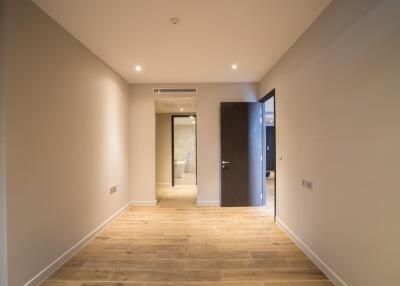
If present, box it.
[259,89,277,220]
[171,114,197,186]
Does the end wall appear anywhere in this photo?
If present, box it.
[5,0,131,285]
[130,83,258,205]
[259,0,400,285]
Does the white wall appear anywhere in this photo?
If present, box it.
[259,0,400,285]
[0,0,7,285]
[131,83,258,205]
[5,0,131,285]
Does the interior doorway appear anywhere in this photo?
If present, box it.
[155,91,197,204]
[259,89,276,217]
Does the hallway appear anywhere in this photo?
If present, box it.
[41,192,333,285]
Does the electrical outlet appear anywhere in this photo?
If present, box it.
[302,179,313,190]
[110,185,117,194]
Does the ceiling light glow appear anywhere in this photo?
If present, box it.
[180,108,184,111]
[232,64,238,70]
[135,65,142,72]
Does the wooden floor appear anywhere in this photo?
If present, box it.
[42,187,333,286]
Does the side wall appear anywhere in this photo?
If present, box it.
[259,0,400,285]
[129,84,157,204]
[131,83,258,205]
[5,1,131,285]
[0,0,7,285]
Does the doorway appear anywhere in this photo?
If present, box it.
[155,92,197,204]
[259,89,276,217]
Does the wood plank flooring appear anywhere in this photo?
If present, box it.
[41,187,333,286]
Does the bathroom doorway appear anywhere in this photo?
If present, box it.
[172,115,197,186]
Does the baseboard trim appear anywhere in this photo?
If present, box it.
[276,217,348,286]
[24,201,132,286]
[156,182,172,187]
[197,200,220,206]
[131,200,157,206]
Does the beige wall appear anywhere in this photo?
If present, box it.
[156,114,172,185]
[130,85,156,204]
[259,0,400,285]
[0,0,7,285]
[5,1,131,285]
[131,83,258,204]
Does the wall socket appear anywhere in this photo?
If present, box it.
[302,179,313,190]
[110,185,117,194]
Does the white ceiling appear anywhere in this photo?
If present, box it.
[33,0,331,84]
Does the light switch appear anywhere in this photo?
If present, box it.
[110,186,117,194]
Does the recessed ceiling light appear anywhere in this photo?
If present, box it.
[135,65,142,72]
[231,64,238,70]
[189,116,194,119]
[180,108,184,111]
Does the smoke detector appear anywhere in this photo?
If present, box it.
[170,17,180,25]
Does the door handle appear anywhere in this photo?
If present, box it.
[222,161,230,169]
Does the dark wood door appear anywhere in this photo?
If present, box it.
[220,102,263,207]
[265,126,276,171]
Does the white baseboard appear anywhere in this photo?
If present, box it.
[197,200,220,206]
[24,201,132,286]
[131,200,157,206]
[174,184,197,188]
[156,182,172,187]
[276,217,348,286]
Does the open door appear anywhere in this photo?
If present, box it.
[220,102,263,206]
